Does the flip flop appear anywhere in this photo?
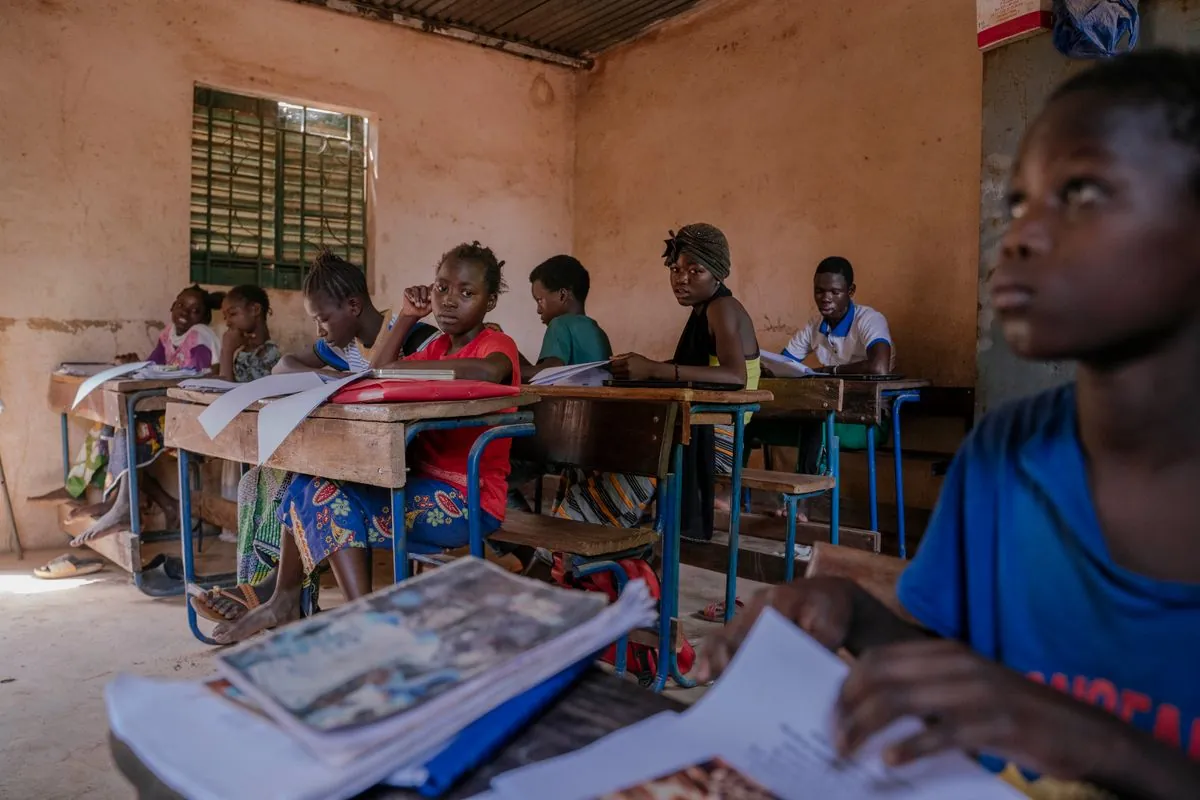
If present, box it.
[33,553,104,579]
[696,597,744,622]
[189,584,262,623]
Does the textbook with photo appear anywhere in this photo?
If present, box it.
[216,557,654,765]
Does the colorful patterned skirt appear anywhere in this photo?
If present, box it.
[278,474,502,575]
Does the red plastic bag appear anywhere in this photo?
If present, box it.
[331,378,520,405]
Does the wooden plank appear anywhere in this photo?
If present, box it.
[491,511,658,558]
[165,401,407,488]
[56,502,138,573]
[713,510,881,553]
[528,385,774,406]
[194,490,238,532]
[49,374,113,425]
[757,377,844,418]
[716,468,835,495]
[513,397,677,477]
[679,535,789,584]
[167,387,539,423]
[50,373,170,428]
[628,619,685,653]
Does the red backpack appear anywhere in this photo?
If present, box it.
[550,555,695,685]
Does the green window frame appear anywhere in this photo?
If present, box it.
[190,86,368,289]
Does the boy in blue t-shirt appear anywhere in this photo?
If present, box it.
[519,254,612,382]
[700,51,1200,798]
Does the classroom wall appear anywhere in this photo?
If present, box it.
[976,0,1200,414]
[571,0,983,387]
[0,0,575,551]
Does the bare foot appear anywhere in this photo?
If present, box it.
[70,482,130,546]
[771,506,808,523]
[212,585,302,645]
[67,499,114,521]
[713,496,731,513]
[194,572,277,622]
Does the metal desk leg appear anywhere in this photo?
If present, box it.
[783,494,799,582]
[724,413,746,624]
[60,414,70,485]
[866,424,878,532]
[466,423,535,559]
[392,486,408,582]
[126,395,142,537]
[177,449,218,645]
[890,393,919,559]
[826,411,840,546]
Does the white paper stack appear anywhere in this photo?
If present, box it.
[529,360,612,387]
[106,558,656,800]
[486,610,1025,800]
[761,350,815,378]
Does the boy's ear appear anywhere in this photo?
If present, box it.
[347,296,363,317]
[848,284,857,298]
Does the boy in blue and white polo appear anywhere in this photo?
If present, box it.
[783,256,894,375]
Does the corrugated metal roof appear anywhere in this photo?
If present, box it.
[288,0,706,67]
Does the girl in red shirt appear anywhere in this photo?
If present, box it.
[214,243,520,644]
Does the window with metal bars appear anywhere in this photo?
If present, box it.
[190,86,368,289]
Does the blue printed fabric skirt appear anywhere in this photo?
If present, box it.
[278,474,501,575]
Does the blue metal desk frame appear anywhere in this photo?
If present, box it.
[863,389,922,559]
[60,388,191,596]
[176,409,535,645]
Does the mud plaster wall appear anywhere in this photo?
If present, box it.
[572,0,983,386]
[0,0,575,550]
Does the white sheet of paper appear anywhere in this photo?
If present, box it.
[529,360,612,386]
[761,350,815,378]
[197,372,329,439]
[71,362,150,408]
[490,610,1024,800]
[255,371,368,466]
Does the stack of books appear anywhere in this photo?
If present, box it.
[106,558,655,800]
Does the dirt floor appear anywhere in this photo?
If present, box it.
[0,548,764,800]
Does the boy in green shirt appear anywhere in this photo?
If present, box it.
[520,255,612,381]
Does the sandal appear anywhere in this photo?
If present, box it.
[189,583,262,623]
[696,597,744,622]
[33,553,105,579]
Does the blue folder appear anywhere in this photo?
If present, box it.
[412,657,592,797]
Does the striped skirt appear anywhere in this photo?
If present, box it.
[553,425,734,529]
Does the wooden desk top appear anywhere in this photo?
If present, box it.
[759,377,930,425]
[166,387,541,423]
[109,669,682,800]
[165,390,539,487]
[527,384,774,406]
[48,372,179,428]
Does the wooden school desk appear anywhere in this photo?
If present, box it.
[517,383,771,688]
[109,668,682,800]
[164,387,540,644]
[48,371,199,594]
[758,377,929,558]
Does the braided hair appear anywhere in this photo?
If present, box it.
[179,285,225,325]
[302,249,368,305]
[439,241,507,295]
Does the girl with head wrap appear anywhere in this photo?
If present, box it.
[610,223,761,546]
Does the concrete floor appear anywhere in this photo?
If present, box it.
[0,549,763,799]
